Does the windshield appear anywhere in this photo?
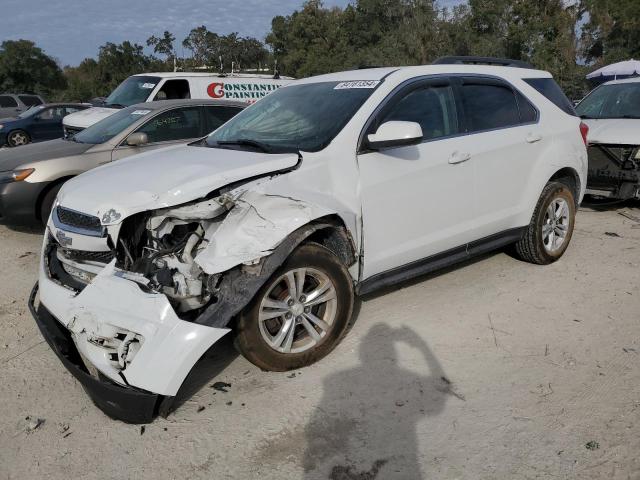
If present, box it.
[18,106,45,119]
[73,107,152,144]
[104,75,161,108]
[576,82,640,119]
[206,81,379,153]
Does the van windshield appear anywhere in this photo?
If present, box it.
[104,76,161,108]
[73,107,152,144]
[576,82,640,119]
[206,81,379,153]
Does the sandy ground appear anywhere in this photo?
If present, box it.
[1,204,639,480]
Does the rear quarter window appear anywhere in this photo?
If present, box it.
[524,78,576,116]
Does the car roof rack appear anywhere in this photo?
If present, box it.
[433,56,534,69]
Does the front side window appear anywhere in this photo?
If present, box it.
[153,79,190,101]
[207,81,378,153]
[576,82,640,119]
[0,96,18,108]
[461,83,521,132]
[136,107,201,143]
[73,107,152,144]
[378,84,459,141]
[36,107,65,121]
[104,75,161,108]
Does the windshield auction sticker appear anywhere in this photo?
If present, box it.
[131,109,151,115]
[334,81,380,89]
[141,83,156,89]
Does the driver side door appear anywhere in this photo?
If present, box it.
[357,77,476,280]
[31,107,66,140]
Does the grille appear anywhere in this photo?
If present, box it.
[61,248,114,264]
[56,207,102,233]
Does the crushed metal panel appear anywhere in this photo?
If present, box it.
[194,190,332,274]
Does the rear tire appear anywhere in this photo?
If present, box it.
[514,181,576,265]
[234,243,355,371]
[7,129,30,147]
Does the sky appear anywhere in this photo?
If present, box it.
[2,0,463,67]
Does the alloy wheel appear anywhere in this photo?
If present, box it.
[258,267,338,354]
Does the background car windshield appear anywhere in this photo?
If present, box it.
[576,82,640,119]
[207,81,378,152]
[18,106,45,118]
[104,76,161,107]
[73,107,150,144]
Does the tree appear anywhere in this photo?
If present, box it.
[182,25,270,71]
[580,0,640,65]
[0,40,66,98]
[147,31,176,68]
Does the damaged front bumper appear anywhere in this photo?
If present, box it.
[33,238,231,421]
[29,284,162,423]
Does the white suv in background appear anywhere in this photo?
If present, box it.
[31,57,588,422]
[576,77,640,200]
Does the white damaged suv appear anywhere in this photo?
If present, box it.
[31,58,588,422]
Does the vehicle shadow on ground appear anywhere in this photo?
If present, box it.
[164,335,239,415]
[303,324,457,480]
[5,224,44,236]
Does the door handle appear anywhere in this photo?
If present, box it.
[449,151,471,164]
[526,133,543,143]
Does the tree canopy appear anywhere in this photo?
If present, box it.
[2,0,639,102]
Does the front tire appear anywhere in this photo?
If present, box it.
[7,129,30,147]
[234,243,355,371]
[514,181,576,265]
[39,183,63,226]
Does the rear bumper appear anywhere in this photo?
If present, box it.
[28,283,162,423]
[0,180,48,226]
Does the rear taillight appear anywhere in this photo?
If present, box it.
[579,122,589,146]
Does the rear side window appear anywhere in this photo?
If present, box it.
[0,95,18,107]
[19,95,43,106]
[204,106,243,132]
[460,83,520,131]
[516,91,538,123]
[524,78,576,116]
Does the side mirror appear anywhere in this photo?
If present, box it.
[126,132,149,146]
[367,121,423,150]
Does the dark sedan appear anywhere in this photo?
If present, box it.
[0,103,90,147]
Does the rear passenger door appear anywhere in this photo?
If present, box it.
[112,106,204,161]
[453,76,546,238]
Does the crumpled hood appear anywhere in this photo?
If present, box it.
[584,118,640,145]
[57,144,300,224]
[63,107,118,129]
[0,138,92,171]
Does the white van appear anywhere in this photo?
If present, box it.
[63,72,293,136]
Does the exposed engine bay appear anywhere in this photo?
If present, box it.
[114,196,232,314]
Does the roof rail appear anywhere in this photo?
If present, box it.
[433,56,534,69]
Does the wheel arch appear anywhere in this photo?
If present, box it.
[35,176,74,221]
[548,167,581,207]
